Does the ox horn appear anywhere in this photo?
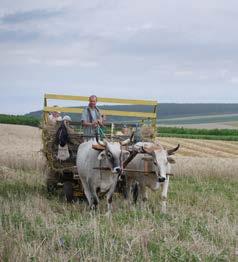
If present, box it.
[95,133,106,147]
[120,131,135,146]
[167,144,180,155]
[130,131,135,143]
[120,138,130,146]
[143,144,154,154]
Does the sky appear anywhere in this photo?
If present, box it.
[0,0,238,114]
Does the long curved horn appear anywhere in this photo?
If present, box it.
[120,138,130,146]
[130,131,135,143]
[143,144,154,154]
[120,131,135,146]
[167,144,180,155]
[95,133,106,147]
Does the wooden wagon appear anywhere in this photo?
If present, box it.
[41,93,158,201]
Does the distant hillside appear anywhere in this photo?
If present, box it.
[26,103,238,123]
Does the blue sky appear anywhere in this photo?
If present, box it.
[0,0,238,114]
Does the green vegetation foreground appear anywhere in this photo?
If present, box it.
[0,161,237,261]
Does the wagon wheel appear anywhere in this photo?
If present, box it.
[63,181,74,203]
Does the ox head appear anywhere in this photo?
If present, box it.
[93,136,131,174]
[141,141,180,182]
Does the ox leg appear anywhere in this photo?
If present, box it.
[125,178,133,203]
[139,184,147,202]
[106,181,117,214]
[138,184,148,210]
[161,176,170,213]
[81,179,94,208]
[88,177,99,209]
[119,178,133,210]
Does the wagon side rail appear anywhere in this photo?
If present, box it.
[43,93,158,139]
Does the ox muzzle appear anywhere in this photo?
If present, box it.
[158,176,166,183]
[113,166,122,174]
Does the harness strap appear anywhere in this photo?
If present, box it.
[98,127,106,138]
[87,106,101,123]
[118,145,124,180]
[87,107,93,123]
[99,159,102,181]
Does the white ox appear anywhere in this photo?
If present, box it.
[125,141,180,212]
[76,137,130,212]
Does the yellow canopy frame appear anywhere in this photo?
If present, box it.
[43,93,158,137]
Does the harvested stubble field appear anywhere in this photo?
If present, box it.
[0,124,237,261]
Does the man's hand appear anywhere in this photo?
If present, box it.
[97,119,103,127]
[92,121,98,127]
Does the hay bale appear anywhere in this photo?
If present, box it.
[42,123,84,176]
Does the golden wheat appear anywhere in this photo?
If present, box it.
[0,124,45,171]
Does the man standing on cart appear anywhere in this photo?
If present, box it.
[81,95,104,141]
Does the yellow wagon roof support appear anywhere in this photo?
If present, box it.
[43,93,158,129]
[44,93,157,106]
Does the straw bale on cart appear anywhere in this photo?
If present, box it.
[42,122,84,184]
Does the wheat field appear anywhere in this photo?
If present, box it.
[0,124,237,261]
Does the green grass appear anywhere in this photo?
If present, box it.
[0,167,237,261]
[157,127,238,141]
[158,126,238,136]
[0,114,40,127]
[159,133,238,141]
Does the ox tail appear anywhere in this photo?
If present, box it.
[88,177,99,208]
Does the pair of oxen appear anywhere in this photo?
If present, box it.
[76,135,180,213]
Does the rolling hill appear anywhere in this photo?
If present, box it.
[25,103,238,125]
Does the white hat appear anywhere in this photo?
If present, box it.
[63,115,72,122]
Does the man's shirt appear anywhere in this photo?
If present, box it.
[81,107,101,139]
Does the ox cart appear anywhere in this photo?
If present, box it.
[42,93,158,202]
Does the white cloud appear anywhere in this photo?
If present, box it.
[1,0,238,114]
[230,77,238,84]
[219,69,229,78]
[174,70,193,77]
